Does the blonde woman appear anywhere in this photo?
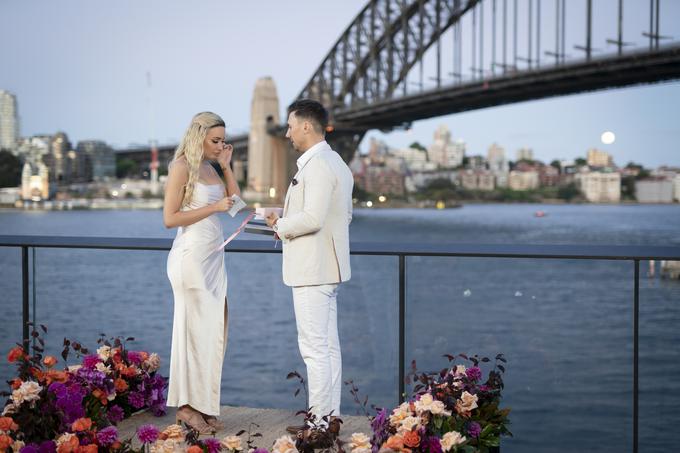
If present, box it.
[164,112,240,433]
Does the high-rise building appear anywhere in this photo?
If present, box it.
[42,132,72,183]
[487,143,508,173]
[76,140,115,181]
[0,90,20,152]
[515,147,534,162]
[586,148,614,167]
[428,125,465,168]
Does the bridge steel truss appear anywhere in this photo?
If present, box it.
[296,0,680,135]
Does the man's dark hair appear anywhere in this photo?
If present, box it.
[287,99,328,134]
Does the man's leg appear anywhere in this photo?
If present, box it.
[292,284,338,420]
[327,285,341,416]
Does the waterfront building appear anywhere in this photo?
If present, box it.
[0,90,19,152]
[635,178,674,203]
[580,171,621,203]
[461,170,495,191]
[508,170,539,191]
[487,143,508,172]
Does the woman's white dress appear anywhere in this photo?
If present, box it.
[166,182,228,416]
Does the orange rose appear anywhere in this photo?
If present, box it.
[57,435,80,453]
[158,432,168,441]
[0,417,19,432]
[403,431,421,448]
[114,378,128,392]
[76,445,98,453]
[110,441,122,450]
[0,434,12,450]
[187,446,203,453]
[138,351,149,361]
[7,346,24,363]
[43,355,58,368]
[92,389,108,405]
[122,365,137,378]
[384,435,404,450]
[46,370,69,385]
[10,378,22,389]
[71,417,93,432]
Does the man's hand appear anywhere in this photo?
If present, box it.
[265,212,279,228]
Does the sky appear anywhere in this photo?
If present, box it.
[2,0,680,168]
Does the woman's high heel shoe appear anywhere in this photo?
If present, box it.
[175,407,215,435]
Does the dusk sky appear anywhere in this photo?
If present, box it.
[2,0,679,168]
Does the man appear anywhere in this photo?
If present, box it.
[266,99,353,440]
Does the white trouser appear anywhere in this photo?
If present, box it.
[292,284,342,419]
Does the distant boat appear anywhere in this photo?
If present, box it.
[534,210,547,217]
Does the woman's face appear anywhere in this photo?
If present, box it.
[202,126,226,160]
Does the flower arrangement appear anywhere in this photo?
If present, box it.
[2,325,509,453]
[1,325,167,451]
[367,353,511,453]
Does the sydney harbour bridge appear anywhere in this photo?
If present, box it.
[121,0,680,198]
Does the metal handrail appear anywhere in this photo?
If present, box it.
[2,234,680,453]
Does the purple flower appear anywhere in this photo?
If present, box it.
[127,351,143,365]
[20,445,39,453]
[150,403,167,417]
[203,438,222,453]
[370,407,390,453]
[421,436,443,453]
[82,354,101,369]
[97,426,119,446]
[128,391,145,409]
[49,382,86,423]
[137,424,160,444]
[478,385,491,392]
[251,449,269,453]
[467,421,481,438]
[75,368,108,388]
[107,404,125,424]
[466,366,482,382]
[37,441,56,453]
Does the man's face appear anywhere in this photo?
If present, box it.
[285,111,305,152]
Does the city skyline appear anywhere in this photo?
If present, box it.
[2,1,680,168]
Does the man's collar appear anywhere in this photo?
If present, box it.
[296,140,329,170]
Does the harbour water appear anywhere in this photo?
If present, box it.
[1,204,679,453]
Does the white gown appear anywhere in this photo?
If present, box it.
[166,182,228,416]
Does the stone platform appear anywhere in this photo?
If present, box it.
[117,406,372,448]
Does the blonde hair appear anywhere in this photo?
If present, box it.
[173,112,225,207]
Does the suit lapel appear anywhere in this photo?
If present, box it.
[283,146,329,216]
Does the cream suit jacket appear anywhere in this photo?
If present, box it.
[275,142,353,287]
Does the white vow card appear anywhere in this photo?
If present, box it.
[228,195,247,217]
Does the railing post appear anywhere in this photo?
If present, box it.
[399,254,406,403]
[22,246,30,350]
[633,259,639,453]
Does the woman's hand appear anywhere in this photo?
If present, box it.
[217,143,233,169]
[212,196,235,213]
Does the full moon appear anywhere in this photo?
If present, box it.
[601,131,616,145]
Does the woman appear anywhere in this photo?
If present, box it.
[163,112,240,433]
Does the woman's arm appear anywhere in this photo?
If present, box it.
[217,144,241,197]
[163,160,232,228]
